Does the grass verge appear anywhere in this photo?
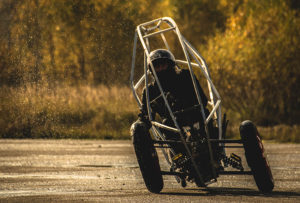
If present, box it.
[226,124,300,143]
[0,84,138,139]
[0,84,298,142]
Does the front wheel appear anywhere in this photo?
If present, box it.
[240,120,274,193]
[131,121,163,193]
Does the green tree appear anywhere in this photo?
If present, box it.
[204,0,300,125]
[170,0,228,46]
[0,0,167,86]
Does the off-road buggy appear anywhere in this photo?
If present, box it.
[130,17,274,193]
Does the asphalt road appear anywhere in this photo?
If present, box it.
[0,139,299,202]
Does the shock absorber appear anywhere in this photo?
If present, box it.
[222,153,244,171]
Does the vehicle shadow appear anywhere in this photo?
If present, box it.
[161,187,300,197]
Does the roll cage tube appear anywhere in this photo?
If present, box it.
[130,17,223,184]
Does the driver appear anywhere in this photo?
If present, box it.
[139,49,208,127]
[131,49,219,170]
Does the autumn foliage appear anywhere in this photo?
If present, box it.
[0,0,299,139]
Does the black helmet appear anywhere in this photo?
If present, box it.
[147,49,176,69]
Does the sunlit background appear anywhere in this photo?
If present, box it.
[0,0,299,141]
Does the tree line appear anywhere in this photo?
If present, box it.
[0,0,299,125]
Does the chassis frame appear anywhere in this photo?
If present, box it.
[130,17,252,186]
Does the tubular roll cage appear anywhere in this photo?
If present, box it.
[130,17,249,186]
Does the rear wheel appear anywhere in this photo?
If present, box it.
[240,120,274,193]
[131,121,163,193]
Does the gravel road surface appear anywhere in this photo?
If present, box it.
[0,139,299,202]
